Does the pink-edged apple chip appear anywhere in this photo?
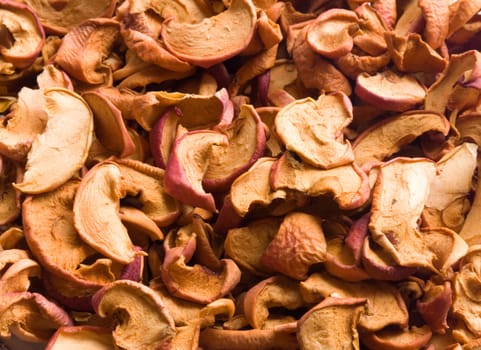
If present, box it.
[203,104,267,192]
[355,70,426,112]
[274,92,354,169]
[416,280,452,334]
[164,130,228,213]
[360,325,432,350]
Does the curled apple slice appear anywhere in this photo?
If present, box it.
[355,70,426,112]
[203,104,267,192]
[271,151,370,210]
[164,130,228,213]
[274,92,354,169]
[0,0,45,69]
[161,0,257,68]
[14,88,94,194]
[352,111,450,168]
[297,297,366,350]
[369,158,437,269]
[92,280,176,350]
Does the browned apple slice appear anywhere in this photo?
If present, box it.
[360,325,432,350]
[22,0,116,35]
[306,8,358,59]
[0,292,72,342]
[274,92,354,168]
[229,157,287,217]
[0,0,45,69]
[225,217,281,276]
[271,151,370,210]
[164,130,228,213]
[55,18,120,85]
[355,70,426,112]
[203,104,267,192]
[243,275,305,329]
[45,326,114,350]
[92,280,176,350]
[369,158,437,269]
[82,90,135,159]
[14,88,94,194]
[352,111,450,168]
[297,297,366,350]
[161,0,257,68]
[260,211,326,280]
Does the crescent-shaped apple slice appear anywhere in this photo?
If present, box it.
[14,88,94,194]
[161,0,257,68]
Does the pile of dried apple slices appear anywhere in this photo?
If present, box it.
[1,0,481,349]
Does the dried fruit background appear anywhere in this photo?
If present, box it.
[0,0,481,349]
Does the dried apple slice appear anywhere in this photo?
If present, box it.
[55,18,120,85]
[73,162,139,265]
[0,157,20,225]
[354,70,426,112]
[416,280,452,334]
[260,211,326,280]
[230,157,287,217]
[164,130,228,213]
[243,275,305,329]
[225,217,281,276]
[271,151,370,210]
[299,271,409,332]
[0,292,72,342]
[203,104,267,192]
[21,0,116,35]
[369,158,437,269]
[161,0,257,68]
[422,227,468,273]
[92,280,176,350]
[306,8,358,59]
[0,0,45,69]
[149,107,181,169]
[45,326,114,350]
[297,297,366,350]
[360,325,432,350]
[324,237,370,282]
[82,91,135,159]
[0,87,47,162]
[352,111,450,168]
[274,92,354,169]
[14,88,94,194]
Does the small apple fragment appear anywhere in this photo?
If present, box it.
[92,280,176,350]
[161,0,257,68]
[352,111,449,168]
[243,275,305,329]
[0,0,45,69]
[369,158,437,269]
[354,70,426,112]
[416,280,452,334]
[164,130,228,213]
[55,18,120,85]
[271,151,370,210]
[260,211,326,280]
[45,326,115,350]
[203,104,267,192]
[274,92,354,169]
[0,292,73,342]
[13,88,94,194]
[297,297,366,350]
